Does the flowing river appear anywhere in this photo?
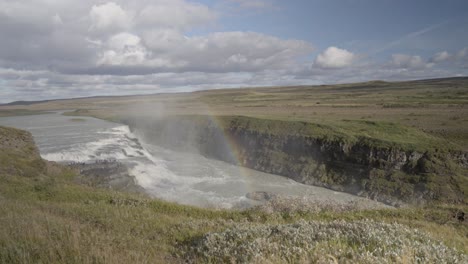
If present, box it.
[0,112,386,209]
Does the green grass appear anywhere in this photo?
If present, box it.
[69,118,86,122]
[0,109,49,117]
[1,169,467,263]
[218,116,452,152]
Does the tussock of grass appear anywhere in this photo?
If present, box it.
[186,220,467,263]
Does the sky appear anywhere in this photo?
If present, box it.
[1,0,468,103]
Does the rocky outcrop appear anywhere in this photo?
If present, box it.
[0,126,47,177]
[67,160,144,193]
[0,126,143,194]
[125,116,467,205]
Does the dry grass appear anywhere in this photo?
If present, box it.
[1,168,467,263]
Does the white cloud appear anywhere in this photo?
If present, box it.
[94,30,312,72]
[0,0,466,103]
[89,2,131,33]
[173,31,313,72]
[107,32,141,51]
[431,51,451,63]
[390,54,431,69]
[314,47,355,68]
[98,33,148,66]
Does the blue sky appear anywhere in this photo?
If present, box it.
[0,0,467,102]
[212,0,468,57]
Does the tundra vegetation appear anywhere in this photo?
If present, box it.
[1,77,467,263]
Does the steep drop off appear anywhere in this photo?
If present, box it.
[0,126,47,178]
[125,116,468,206]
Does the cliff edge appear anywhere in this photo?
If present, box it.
[0,126,47,177]
[126,115,468,206]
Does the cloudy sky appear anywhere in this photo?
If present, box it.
[1,0,468,103]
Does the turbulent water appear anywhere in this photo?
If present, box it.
[0,112,385,209]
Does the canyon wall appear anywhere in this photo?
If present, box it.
[124,116,467,206]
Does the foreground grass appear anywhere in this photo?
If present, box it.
[1,168,467,263]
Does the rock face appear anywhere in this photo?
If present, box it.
[125,116,467,205]
[67,160,144,193]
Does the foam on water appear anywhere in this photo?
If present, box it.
[38,123,249,208]
[41,126,143,162]
[0,112,388,209]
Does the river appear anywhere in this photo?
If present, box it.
[0,112,386,209]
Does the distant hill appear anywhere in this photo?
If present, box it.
[2,76,467,106]
[1,100,53,106]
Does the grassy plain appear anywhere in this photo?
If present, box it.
[2,77,467,150]
[0,109,49,117]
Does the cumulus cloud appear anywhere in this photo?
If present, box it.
[88,31,312,73]
[0,0,466,103]
[390,54,431,69]
[0,0,311,75]
[89,2,131,33]
[314,47,355,68]
[97,33,148,66]
[169,31,313,72]
[430,51,451,63]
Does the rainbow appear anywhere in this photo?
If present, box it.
[204,114,257,195]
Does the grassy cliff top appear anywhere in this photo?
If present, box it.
[0,126,47,177]
[219,116,451,152]
[121,114,453,153]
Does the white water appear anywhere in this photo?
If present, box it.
[0,112,385,209]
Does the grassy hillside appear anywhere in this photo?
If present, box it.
[0,126,467,263]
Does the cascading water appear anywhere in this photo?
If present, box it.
[0,112,387,209]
